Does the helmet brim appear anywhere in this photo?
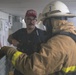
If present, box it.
[42,13,76,19]
[48,13,76,17]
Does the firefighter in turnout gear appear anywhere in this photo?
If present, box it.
[0,1,76,75]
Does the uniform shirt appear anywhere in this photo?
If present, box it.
[12,27,46,55]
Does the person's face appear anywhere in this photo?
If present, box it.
[25,16,37,29]
[42,17,60,33]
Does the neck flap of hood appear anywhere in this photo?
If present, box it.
[52,20,76,35]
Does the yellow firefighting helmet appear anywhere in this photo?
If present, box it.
[39,1,76,21]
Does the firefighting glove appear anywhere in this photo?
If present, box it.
[0,46,16,58]
[0,49,5,59]
[0,46,11,59]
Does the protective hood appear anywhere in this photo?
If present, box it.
[52,20,76,35]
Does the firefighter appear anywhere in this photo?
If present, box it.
[0,1,76,75]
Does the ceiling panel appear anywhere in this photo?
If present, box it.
[0,0,76,18]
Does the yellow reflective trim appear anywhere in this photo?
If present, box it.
[11,51,22,66]
[62,66,76,73]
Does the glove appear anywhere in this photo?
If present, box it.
[0,49,5,59]
[0,46,11,59]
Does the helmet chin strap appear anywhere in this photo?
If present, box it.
[43,18,53,39]
[46,24,53,37]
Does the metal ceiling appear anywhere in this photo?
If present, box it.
[0,0,76,18]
